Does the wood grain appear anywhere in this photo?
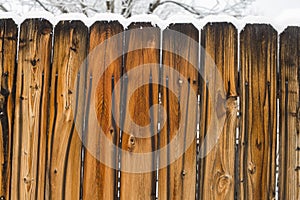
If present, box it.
[1,20,298,199]
[238,24,277,200]
[47,21,88,200]
[11,19,52,200]
[82,21,123,200]
[159,23,198,200]
[279,27,300,200]
[199,22,238,200]
[120,23,160,200]
[0,19,17,200]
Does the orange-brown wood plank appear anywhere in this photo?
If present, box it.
[199,22,238,200]
[238,24,277,200]
[279,27,300,200]
[82,21,123,200]
[0,19,17,200]
[120,23,160,200]
[158,23,198,200]
[47,21,88,200]
[11,19,52,200]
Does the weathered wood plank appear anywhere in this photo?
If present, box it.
[199,22,238,200]
[82,21,123,200]
[11,19,52,200]
[159,23,198,200]
[120,23,160,200]
[238,24,277,200]
[0,19,17,200]
[47,21,88,200]
[279,27,300,200]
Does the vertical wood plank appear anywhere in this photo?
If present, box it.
[199,23,238,200]
[120,23,160,200]
[239,24,277,200]
[279,27,300,200]
[82,21,123,200]
[11,19,52,200]
[47,21,87,200]
[0,19,17,200]
[158,23,198,200]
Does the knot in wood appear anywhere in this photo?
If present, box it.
[225,97,237,112]
[248,161,256,174]
[30,58,39,67]
[109,128,114,135]
[23,176,34,184]
[181,170,186,178]
[127,135,136,152]
[216,174,232,194]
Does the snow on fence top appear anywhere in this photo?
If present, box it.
[0,12,300,33]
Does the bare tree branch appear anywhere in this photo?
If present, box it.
[148,0,160,14]
[121,0,134,18]
[35,0,50,12]
[148,0,253,18]
[80,2,89,16]
[0,0,255,19]
[106,0,115,13]
[148,0,202,16]
[0,5,8,12]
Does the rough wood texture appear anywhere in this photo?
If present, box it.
[159,23,198,200]
[47,21,87,200]
[3,20,300,199]
[11,19,52,200]
[0,19,17,200]
[279,27,300,200]
[82,21,123,200]
[120,23,160,200]
[238,24,277,200]
[199,23,237,200]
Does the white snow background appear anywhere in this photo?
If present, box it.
[0,0,299,31]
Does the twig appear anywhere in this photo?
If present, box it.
[35,0,50,12]
[106,0,115,13]
[148,0,202,16]
[0,5,8,12]
[121,0,134,18]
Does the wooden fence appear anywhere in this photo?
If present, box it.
[0,18,299,200]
